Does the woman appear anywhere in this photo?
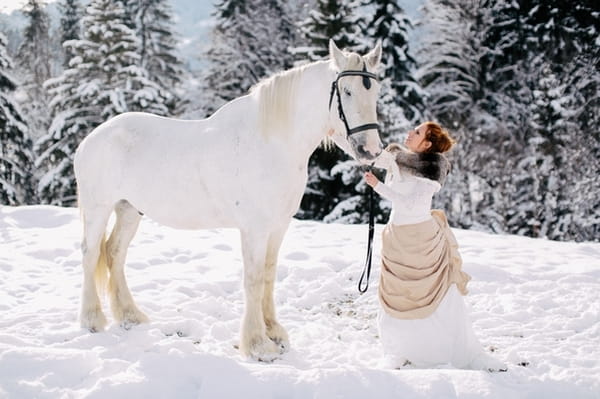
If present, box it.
[364,122,505,371]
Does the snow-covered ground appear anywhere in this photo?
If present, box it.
[1,205,599,398]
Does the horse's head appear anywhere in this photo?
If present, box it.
[327,40,383,164]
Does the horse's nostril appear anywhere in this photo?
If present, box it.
[357,145,380,159]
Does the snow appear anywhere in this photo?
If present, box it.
[0,205,599,398]
[0,0,31,14]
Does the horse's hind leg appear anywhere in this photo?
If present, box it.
[80,206,112,332]
[106,200,148,328]
[263,224,290,353]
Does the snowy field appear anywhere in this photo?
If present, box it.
[1,205,599,398]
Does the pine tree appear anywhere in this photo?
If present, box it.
[291,0,367,222]
[37,0,169,205]
[417,0,534,233]
[417,0,600,241]
[496,0,600,241]
[0,33,34,205]
[15,0,52,141]
[128,0,187,114]
[58,0,82,68]
[202,0,297,116]
[507,63,565,239]
[361,0,424,134]
[417,0,482,128]
[523,0,599,68]
[16,0,52,93]
[295,0,361,61]
[565,57,600,241]
[200,0,246,116]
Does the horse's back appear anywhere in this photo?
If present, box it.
[76,99,255,159]
[75,113,206,206]
[78,112,200,151]
[73,107,273,229]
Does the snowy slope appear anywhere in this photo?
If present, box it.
[0,205,599,398]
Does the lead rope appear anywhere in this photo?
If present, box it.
[358,172,375,294]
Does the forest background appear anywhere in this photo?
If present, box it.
[0,0,598,242]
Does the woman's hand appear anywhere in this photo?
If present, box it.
[364,171,380,188]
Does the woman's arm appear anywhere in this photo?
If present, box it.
[364,171,409,203]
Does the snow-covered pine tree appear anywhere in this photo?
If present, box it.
[16,0,52,93]
[295,0,361,62]
[0,33,34,205]
[202,0,297,117]
[507,63,566,239]
[562,58,600,241]
[37,0,169,205]
[360,0,425,135]
[417,0,527,234]
[534,0,598,242]
[524,0,598,69]
[58,0,82,68]
[292,0,368,222]
[415,0,494,230]
[416,0,481,129]
[199,0,246,116]
[504,0,600,241]
[478,0,547,165]
[418,0,599,241]
[15,0,52,141]
[127,0,187,115]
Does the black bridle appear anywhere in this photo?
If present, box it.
[327,64,379,294]
[328,64,380,137]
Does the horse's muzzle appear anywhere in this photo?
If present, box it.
[349,131,382,163]
[355,144,383,163]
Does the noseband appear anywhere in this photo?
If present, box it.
[328,64,380,137]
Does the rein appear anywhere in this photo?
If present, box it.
[358,166,375,294]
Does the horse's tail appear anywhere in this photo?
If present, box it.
[94,235,109,298]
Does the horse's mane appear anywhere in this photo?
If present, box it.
[251,53,363,138]
[250,62,314,137]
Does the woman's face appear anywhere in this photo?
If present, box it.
[404,124,432,153]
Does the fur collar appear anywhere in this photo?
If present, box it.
[387,147,450,185]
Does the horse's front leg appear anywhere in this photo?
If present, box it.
[263,224,290,353]
[239,229,281,361]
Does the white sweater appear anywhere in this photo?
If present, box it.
[372,151,441,226]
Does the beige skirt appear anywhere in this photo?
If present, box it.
[378,210,470,320]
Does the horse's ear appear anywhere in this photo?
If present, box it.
[365,40,382,71]
[329,39,346,70]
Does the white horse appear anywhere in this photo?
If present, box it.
[74,40,383,360]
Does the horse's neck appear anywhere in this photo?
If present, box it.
[287,61,336,158]
[211,61,336,163]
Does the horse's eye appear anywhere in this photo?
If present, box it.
[343,87,351,97]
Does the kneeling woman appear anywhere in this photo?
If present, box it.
[364,122,505,371]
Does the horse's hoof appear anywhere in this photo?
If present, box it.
[80,307,107,332]
[119,308,149,329]
[241,335,282,362]
[266,324,290,354]
[119,317,149,330]
[270,336,290,354]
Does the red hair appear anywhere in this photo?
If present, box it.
[423,121,455,153]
